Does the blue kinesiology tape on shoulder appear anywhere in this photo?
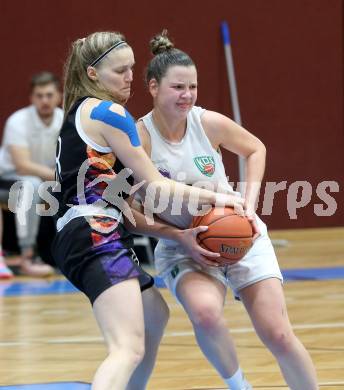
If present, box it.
[90,101,141,147]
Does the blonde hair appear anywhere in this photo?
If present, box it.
[63,31,129,114]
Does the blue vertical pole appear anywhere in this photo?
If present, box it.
[221,21,245,186]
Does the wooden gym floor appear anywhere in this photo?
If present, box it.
[0,227,343,389]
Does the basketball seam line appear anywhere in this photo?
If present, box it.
[198,213,237,228]
[199,236,252,242]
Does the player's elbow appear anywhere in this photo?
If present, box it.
[245,139,266,161]
[258,140,266,157]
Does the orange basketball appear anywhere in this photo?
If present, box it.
[191,206,253,265]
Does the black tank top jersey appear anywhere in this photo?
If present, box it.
[55,97,134,220]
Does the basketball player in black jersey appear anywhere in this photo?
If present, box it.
[53,31,245,390]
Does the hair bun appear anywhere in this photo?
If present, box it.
[150,30,174,55]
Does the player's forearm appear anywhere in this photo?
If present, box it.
[244,146,266,212]
[148,179,243,209]
[125,207,180,241]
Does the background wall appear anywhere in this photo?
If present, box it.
[0,0,343,229]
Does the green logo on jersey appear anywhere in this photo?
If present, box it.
[194,156,215,177]
[170,265,180,279]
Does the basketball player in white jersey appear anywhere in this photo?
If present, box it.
[136,31,318,390]
[53,31,245,390]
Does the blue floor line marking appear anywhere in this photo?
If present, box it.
[282,266,344,280]
[0,383,90,390]
[0,279,78,297]
[0,267,344,297]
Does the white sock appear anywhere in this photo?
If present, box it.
[224,367,248,390]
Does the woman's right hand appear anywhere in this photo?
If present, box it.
[174,226,221,267]
[215,193,245,216]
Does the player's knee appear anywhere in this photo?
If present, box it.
[189,302,224,332]
[265,328,294,356]
[108,325,145,363]
[127,343,145,367]
[130,331,145,363]
[109,336,145,367]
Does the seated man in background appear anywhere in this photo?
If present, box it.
[0,71,63,277]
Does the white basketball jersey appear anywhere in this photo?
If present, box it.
[140,106,237,229]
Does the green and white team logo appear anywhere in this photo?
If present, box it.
[194,156,216,177]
